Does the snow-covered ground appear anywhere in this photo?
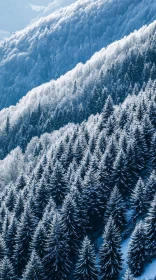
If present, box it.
[120,238,156,280]
[138,260,156,280]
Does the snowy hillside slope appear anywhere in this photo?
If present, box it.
[0,0,156,109]
[0,20,155,160]
[0,78,155,279]
[0,74,154,191]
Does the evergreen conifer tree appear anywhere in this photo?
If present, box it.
[74,236,98,280]
[98,96,114,131]
[0,235,7,261]
[6,215,18,260]
[49,161,69,205]
[145,170,156,205]
[113,149,129,197]
[0,256,15,280]
[13,203,38,276]
[99,216,122,280]
[105,186,127,230]
[145,195,156,259]
[35,163,44,181]
[128,221,146,276]
[123,268,136,280]
[131,178,146,221]
[150,133,156,169]
[22,250,45,280]
[30,221,46,260]
[44,213,70,280]
[5,186,17,212]
[61,194,82,254]
[14,191,25,220]
[16,173,27,191]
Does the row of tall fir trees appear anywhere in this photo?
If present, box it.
[0,87,155,280]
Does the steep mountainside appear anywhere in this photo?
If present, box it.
[0,0,156,109]
[0,82,155,279]
[0,0,155,279]
[0,21,155,159]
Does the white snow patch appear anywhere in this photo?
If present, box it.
[138,259,156,280]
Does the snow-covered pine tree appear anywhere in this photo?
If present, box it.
[98,142,116,192]
[82,184,104,230]
[74,236,98,280]
[0,235,7,261]
[49,161,69,205]
[104,185,127,230]
[126,141,138,184]
[150,133,156,169]
[113,149,129,198]
[14,190,25,220]
[145,170,156,205]
[105,115,116,138]
[35,177,49,219]
[30,220,46,260]
[13,203,38,277]
[128,221,146,276]
[84,155,100,187]
[35,163,44,181]
[44,213,70,280]
[133,125,148,171]
[0,256,15,280]
[123,268,136,280]
[74,138,85,165]
[98,95,114,131]
[70,186,88,235]
[16,173,27,191]
[6,214,18,260]
[41,198,56,232]
[99,216,122,280]
[2,211,10,241]
[22,250,45,280]
[145,195,156,260]
[61,194,82,255]
[142,114,154,150]
[5,186,17,212]
[131,178,146,221]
